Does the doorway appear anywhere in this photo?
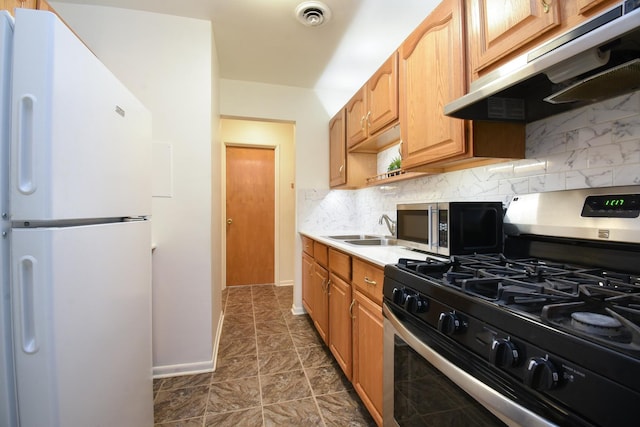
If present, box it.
[220,118,295,291]
[225,146,275,286]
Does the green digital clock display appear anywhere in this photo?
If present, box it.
[581,194,640,218]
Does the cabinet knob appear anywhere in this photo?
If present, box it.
[227,218,233,225]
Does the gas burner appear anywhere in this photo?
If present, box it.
[571,312,624,337]
[396,258,452,279]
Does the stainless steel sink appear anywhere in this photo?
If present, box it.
[344,238,399,246]
[327,234,381,240]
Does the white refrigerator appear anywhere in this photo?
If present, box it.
[0,9,153,427]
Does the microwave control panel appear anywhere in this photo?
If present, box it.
[438,209,449,248]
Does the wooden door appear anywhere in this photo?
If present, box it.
[225,146,275,286]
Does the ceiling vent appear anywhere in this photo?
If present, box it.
[295,1,331,27]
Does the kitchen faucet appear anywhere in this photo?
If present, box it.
[379,214,396,236]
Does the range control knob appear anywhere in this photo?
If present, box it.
[490,339,519,368]
[404,294,428,314]
[524,357,559,391]
[438,312,463,335]
[391,287,405,306]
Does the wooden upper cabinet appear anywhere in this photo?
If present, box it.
[399,0,466,169]
[576,0,618,14]
[467,0,560,74]
[2,0,37,15]
[366,52,398,136]
[467,0,620,79]
[346,52,398,149]
[346,88,367,148]
[329,109,347,187]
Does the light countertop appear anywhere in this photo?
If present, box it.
[299,231,429,268]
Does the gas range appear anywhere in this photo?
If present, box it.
[383,186,640,427]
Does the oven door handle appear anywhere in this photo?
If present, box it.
[383,304,558,427]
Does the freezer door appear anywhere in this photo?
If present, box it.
[11,221,153,427]
[10,9,151,221]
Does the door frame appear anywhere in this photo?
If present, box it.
[222,142,280,288]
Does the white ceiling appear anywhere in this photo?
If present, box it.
[55,0,439,95]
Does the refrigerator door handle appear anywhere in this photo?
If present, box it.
[17,94,37,195]
[18,255,39,354]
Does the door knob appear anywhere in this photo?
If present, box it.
[227,218,233,225]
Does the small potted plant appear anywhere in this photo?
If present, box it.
[387,156,401,177]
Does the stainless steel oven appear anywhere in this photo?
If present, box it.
[383,304,553,427]
[383,186,640,427]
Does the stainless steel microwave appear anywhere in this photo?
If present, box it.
[396,202,503,256]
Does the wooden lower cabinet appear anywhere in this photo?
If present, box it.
[302,252,314,317]
[352,289,384,426]
[300,237,384,425]
[312,262,329,345]
[329,272,352,380]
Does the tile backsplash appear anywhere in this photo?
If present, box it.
[299,91,640,235]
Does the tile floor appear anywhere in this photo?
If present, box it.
[153,284,375,426]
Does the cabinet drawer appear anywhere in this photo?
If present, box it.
[302,236,314,256]
[329,248,351,281]
[314,241,329,268]
[352,258,383,306]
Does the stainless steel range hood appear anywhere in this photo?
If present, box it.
[444,2,640,123]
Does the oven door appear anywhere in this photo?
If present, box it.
[383,304,557,427]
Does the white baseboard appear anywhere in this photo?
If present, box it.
[291,303,306,315]
[153,312,224,379]
[211,311,224,371]
[277,280,294,287]
[153,359,214,378]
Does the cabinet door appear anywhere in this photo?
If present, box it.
[352,290,383,426]
[313,263,329,345]
[367,52,398,135]
[576,0,616,14]
[399,0,466,169]
[468,0,560,73]
[302,252,314,317]
[345,87,367,148]
[2,0,37,15]
[329,110,346,187]
[352,258,384,306]
[329,272,352,380]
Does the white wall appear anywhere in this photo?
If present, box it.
[52,3,219,376]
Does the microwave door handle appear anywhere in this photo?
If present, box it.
[429,206,436,252]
